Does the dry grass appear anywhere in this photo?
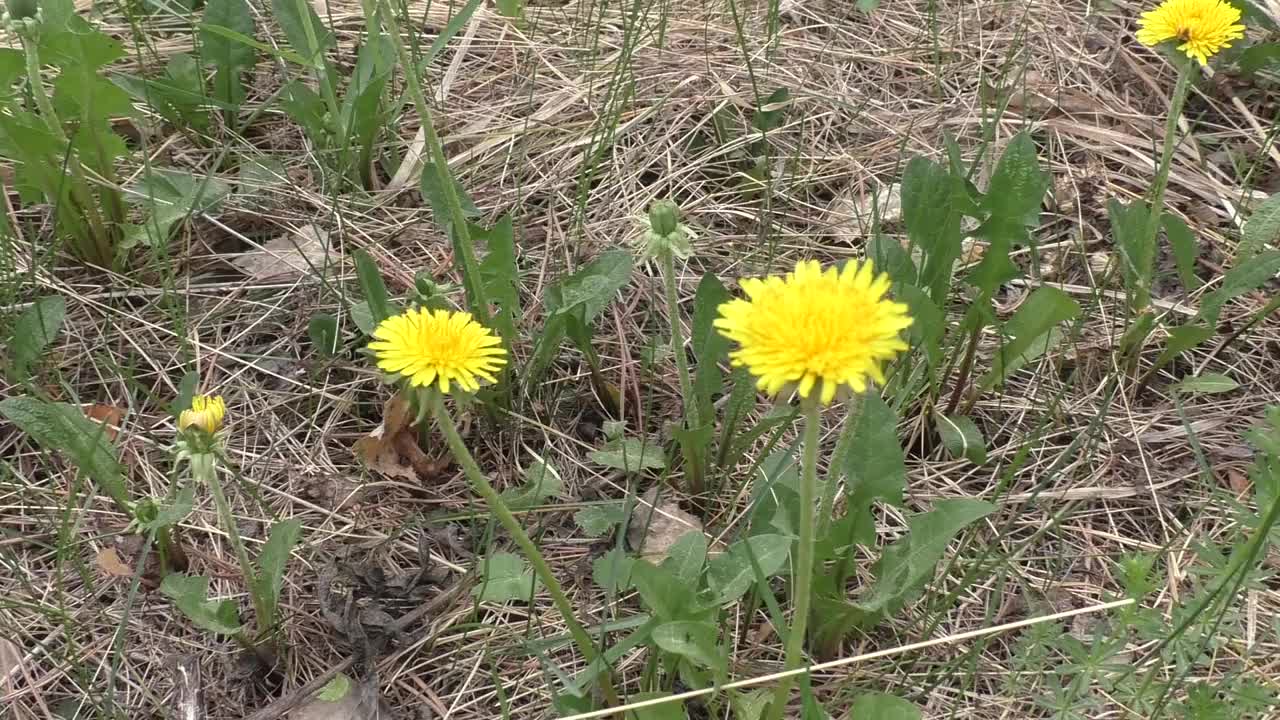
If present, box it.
[3,0,1280,718]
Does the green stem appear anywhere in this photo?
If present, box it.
[1134,58,1194,312]
[199,455,267,634]
[382,3,491,326]
[429,393,618,706]
[944,320,981,417]
[767,398,821,720]
[659,251,697,415]
[156,524,173,575]
[659,250,704,494]
[22,39,65,141]
[816,394,861,537]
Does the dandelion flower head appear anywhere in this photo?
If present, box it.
[714,259,912,405]
[179,394,226,434]
[1137,0,1245,66]
[369,308,506,394]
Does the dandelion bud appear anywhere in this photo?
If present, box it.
[648,200,680,238]
[639,200,693,260]
[5,0,37,20]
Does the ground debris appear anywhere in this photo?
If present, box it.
[354,393,449,482]
[233,224,335,280]
[289,674,393,720]
[627,487,703,564]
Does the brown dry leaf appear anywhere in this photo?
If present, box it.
[354,393,447,482]
[1227,468,1251,496]
[627,487,703,564]
[959,238,986,266]
[303,476,365,510]
[393,430,448,479]
[97,536,176,584]
[354,436,417,482]
[84,404,124,441]
[233,224,334,280]
[96,547,133,578]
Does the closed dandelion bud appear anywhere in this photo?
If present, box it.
[5,0,37,20]
[414,274,439,299]
[133,498,159,525]
[640,200,693,260]
[648,200,680,238]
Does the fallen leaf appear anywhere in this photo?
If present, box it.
[589,437,666,473]
[473,552,539,603]
[1000,70,1102,117]
[354,437,415,482]
[627,487,703,564]
[828,183,903,247]
[317,674,352,702]
[302,476,365,510]
[393,430,447,478]
[959,238,986,266]
[354,393,447,482]
[1227,468,1251,496]
[96,547,134,577]
[100,535,177,584]
[289,675,390,720]
[1214,444,1255,461]
[84,404,125,441]
[233,224,334,280]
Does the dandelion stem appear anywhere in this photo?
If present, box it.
[429,393,619,707]
[156,524,173,575]
[660,251,696,415]
[767,397,821,720]
[22,39,64,141]
[945,319,981,417]
[659,249,704,495]
[1135,58,1194,313]
[200,455,267,634]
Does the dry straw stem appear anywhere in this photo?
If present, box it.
[559,599,1135,720]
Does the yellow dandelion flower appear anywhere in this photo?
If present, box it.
[368,308,507,394]
[1136,0,1245,66]
[715,259,912,405]
[179,394,226,433]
